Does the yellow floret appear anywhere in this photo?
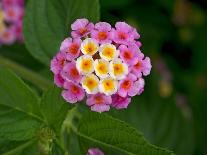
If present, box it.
[99,78,118,95]
[76,55,94,75]
[109,58,128,80]
[99,43,119,61]
[81,38,99,55]
[81,74,99,94]
[94,59,109,78]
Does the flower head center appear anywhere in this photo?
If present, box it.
[79,28,88,35]
[94,96,104,104]
[98,31,107,40]
[70,68,79,77]
[81,59,93,71]
[84,43,98,55]
[123,51,132,59]
[69,43,79,54]
[118,32,127,40]
[103,80,114,91]
[122,80,131,89]
[103,47,114,58]
[85,78,98,90]
[135,61,142,69]
[113,64,124,76]
[8,10,15,17]
[71,85,79,93]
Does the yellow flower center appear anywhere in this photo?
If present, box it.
[80,59,93,72]
[83,42,98,55]
[82,74,99,94]
[97,63,108,74]
[99,78,117,95]
[113,63,125,76]
[103,47,115,59]
[103,79,115,91]
[102,47,115,59]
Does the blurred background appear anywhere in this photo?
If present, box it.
[101,0,207,155]
[0,0,207,154]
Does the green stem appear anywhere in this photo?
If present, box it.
[0,55,52,91]
[60,107,81,155]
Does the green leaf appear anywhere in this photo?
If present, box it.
[77,112,175,155]
[109,73,195,155]
[2,140,38,155]
[40,86,71,133]
[0,68,43,141]
[23,0,100,65]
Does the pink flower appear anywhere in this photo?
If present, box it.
[60,37,81,60]
[61,61,82,83]
[111,94,131,109]
[3,0,24,7]
[71,18,94,38]
[118,73,138,97]
[131,53,152,78]
[132,78,145,96]
[0,29,16,45]
[119,44,140,66]
[86,93,112,113]
[111,22,140,45]
[87,148,104,155]
[4,6,23,22]
[62,81,85,104]
[91,22,111,43]
[50,52,66,74]
[54,74,65,87]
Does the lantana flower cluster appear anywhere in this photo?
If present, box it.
[0,0,24,45]
[51,18,152,113]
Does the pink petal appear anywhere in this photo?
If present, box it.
[91,104,110,113]
[71,18,89,30]
[62,90,77,104]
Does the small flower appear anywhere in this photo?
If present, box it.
[99,43,119,61]
[111,22,139,45]
[91,22,112,44]
[4,6,23,22]
[119,44,140,66]
[86,93,112,113]
[118,73,137,97]
[50,52,66,74]
[76,55,94,75]
[71,18,94,38]
[61,61,82,83]
[0,28,15,45]
[81,74,99,94]
[131,53,152,78]
[94,59,109,78]
[60,37,81,60]
[99,78,118,95]
[87,148,104,155]
[54,74,65,88]
[111,94,131,109]
[109,58,128,80]
[134,78,145,95]
[62,81,85,104]
[81,38,99,55]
